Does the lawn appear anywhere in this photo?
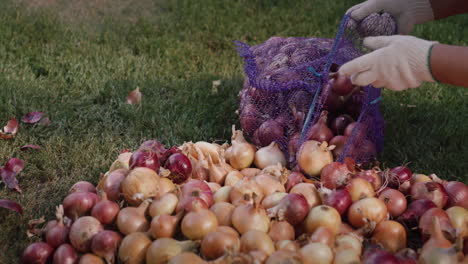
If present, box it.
[0,0,467,261]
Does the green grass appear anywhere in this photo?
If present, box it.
[0,0,466,260]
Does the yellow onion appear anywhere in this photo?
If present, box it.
[118,232,151,264]
[117,200,150,235]
[167,252,205,264]
[297,140,333,177]
[121,168,160,205]
[181,199,218,240]
[254,142,286,169]
[109,152,132,171]
[210,202,235,227]
[224,170,244,187]
[146,238,199,264]
[240,230,275,256]
[305,205,341,235]
[201,226,240,260]
[300,242,333,264]
[228,128,256,169]
[371,220,407,252]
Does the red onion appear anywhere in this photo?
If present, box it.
[139,140,167,163]
[323,81,345,113]
[343,122,365,138]
[378,189,407,217]
[53,244,78,264]
[363,247,400,264]
[395,248,418,264]
[355,169,382,191]
[444,181,468,209]
[320,188,352,216]
[69,181,97,194]
[287,133,300,162]
[69,216,104,253]
[91,230,122,264]
[240,104,262,135]
[332,73,354,96]
[285,171,305,192]
[419,208,455,242]
[331,114,354,135]
[63,191,99,220]
[329,135,347,157]
[22,242,54,264]
[266,193,309,225]
[46,206,70,248]
[410,181,448,208]
[257,119,284,147]
[129,149,160,172]
[164,153,192,184]
[307,111,333,143]
[177,180,214,212]
[91,193,120,225]
[98,169,127,201]
[398,199,437,227]
[320,161,352,189]
[388,166,412,187]
[344,90,364,119]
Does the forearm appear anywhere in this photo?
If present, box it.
[430,0,468,19]
[430,44,468,87]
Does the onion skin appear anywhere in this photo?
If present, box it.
[146,238,199,264]
[320,188,352,216]
[121,167,160,205]
[149,213,182,239]
[444,181,468,209]
[298,140,333,177]
[445,206,468,239]
[419,217,454,263]
[398,199,437,227]
[347,197,387,228]
[266,250,302,264]
[388,166,412,188]
[266,193,309,226]
[201,226,240,259]
[378,189,407,218]
[346,177,375,202]
[210,202,235,227]
[268,221,295,242]
[177,179,214,212]
[240,230,275,256]
[129,149,160,172]
[91,230,122,264]
[320,161,352,189]
[419,208,455,242]
[300,242,334,264]
[309,226,335,248]
[285,171,305,192]
[149,193,178,218]
[69,216,104,253]
[69,181,97,194]
[229,177,264,207]
[232,201,270,234]
[168,252,205,264]
[305,205,342,235]
[91,194,120,225]
[372,220,407,253]
[117,200,150,235]
[78,254,104,264]
[53,244,78,264]
[164,153,192,184]
[410,181,448,209]
[22,242,54,264]
[98,169,128,201]
[181,200,219,240]
[289,183,321,209]
[63,191,99,220]
[118,232,151,264]
[240,168,261,178]
[355,169,382,191]
[275,240,300,252]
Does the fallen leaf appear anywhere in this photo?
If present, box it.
[1,169,21,193]
[0,158,24,192]
[4,158,25,174]
[126,87,142,105]
[0,117,19,139]
[20,145,42,151]
[27,216,46,238]
[39,117,52,125]
[212,80,222,94]
[0,199,23,214]
[22,111,44,124]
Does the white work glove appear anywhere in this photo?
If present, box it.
[347,0,434,34]
[339,35,438,91]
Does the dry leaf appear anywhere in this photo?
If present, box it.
[39,117,52,125]
[0,117,19,139]
[0,199,23,214]
[20,145,42,151]
[22,111,44,124]
[212,80,221,94]
[126,87,142,105]
[0,158,25,193]
[27,216,46,238]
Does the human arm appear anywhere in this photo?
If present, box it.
[430,44,468,87]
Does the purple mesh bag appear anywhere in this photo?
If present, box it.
[236,13,396,167]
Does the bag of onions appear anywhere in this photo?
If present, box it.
[235,14,393,170]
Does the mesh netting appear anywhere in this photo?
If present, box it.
[236,13,396,167]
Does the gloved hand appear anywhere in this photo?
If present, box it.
[347,0,434,34]
[339,35,438,91]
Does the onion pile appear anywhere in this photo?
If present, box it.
[22,135,468,263]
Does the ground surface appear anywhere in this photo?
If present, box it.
[0,0,467,260]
